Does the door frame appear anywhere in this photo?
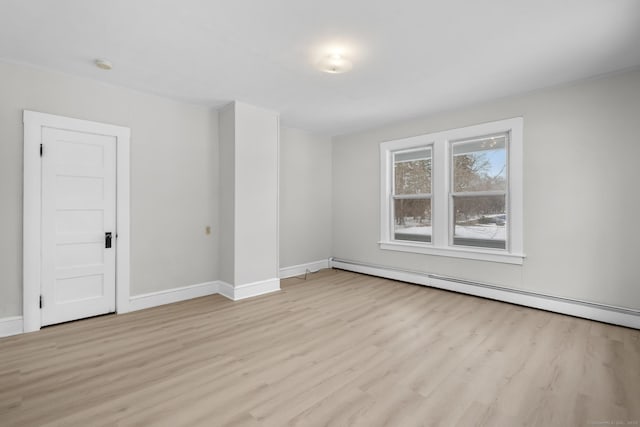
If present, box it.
[23,110,131,333]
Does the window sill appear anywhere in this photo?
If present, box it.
[378,241,525,265]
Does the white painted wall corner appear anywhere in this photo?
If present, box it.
[279,259,330,279]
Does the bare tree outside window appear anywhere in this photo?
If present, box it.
[392,149,432,242]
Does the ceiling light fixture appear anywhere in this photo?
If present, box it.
[94,58,113,70]
[318,53,352,74]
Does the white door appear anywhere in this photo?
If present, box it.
[41,127,117,326]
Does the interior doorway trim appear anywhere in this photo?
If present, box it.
[23,111,131,333]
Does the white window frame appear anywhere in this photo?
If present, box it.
[379,117,524,265]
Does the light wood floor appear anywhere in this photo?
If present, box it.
[1,269,639,427]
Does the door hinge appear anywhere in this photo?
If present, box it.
[40,144,43,157]
[39,295,43,309]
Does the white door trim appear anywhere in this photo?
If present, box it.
[23,110,131,333]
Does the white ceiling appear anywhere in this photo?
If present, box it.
[1,0,639,135]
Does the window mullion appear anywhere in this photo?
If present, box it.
[432,138,448,247]
[393,194,432,200]
[451,190,506,198]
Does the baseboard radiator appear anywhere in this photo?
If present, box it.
[329,257,640,330]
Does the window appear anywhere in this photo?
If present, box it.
[392,148,432,243]
[451,134,507,249]
[380,118,524,264]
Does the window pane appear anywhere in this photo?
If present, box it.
[453,135,506,192]
[453,195,506,249]
[394,149,431,195]
[394,198,431,242]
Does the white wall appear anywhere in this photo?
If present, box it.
[332,69,640,311]
[234,102,279,286]
[279,127,332,268]
[0,61,219,317]
[218,102,280,287]
[218,104,235,285]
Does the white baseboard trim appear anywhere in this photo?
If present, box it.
[218,278,280,301]
[128,281,219,312]
[330,258,640,330]
[217,281,235,301]
[0,316,24,338]
[280,259,330,279]
[4,275,286,337]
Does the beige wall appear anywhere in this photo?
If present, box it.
[0,61,219,317]
[332,69,640,310]
[279,127,332,268]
